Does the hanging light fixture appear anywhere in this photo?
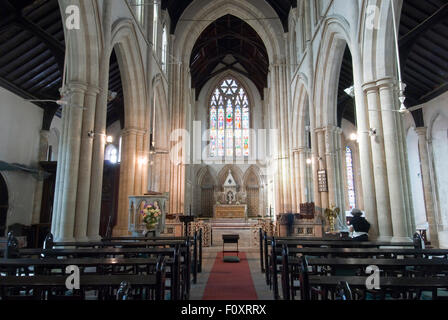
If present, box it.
[390,0,407,113]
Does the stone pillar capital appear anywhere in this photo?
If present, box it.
[85,85,101,96]
[362,81,378,93]
[67,82,88,93]
[414,127,428,136]
[376,77,396,90]
[122,127,147,137]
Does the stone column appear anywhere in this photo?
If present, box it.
[352,47,378,238]
[114,128,142,236]
[325,125,337,208]
[74,86,99,241]
[415,127,439,247]
[55,82,87,242]
[334,127,345,211]
[51,100,69,236]
[31,130,50,225]
[298,148,308,203]
[378,78,409,240]
[363,82,393,238]
[316,128,328,209]
[293,150,301,211]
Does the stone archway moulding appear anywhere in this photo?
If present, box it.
[173,0,285,64]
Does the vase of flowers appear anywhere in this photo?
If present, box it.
[141,202,161,235]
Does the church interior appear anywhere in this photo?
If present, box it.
[0,0,448,302]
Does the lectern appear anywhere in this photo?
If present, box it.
[179,215,195,237]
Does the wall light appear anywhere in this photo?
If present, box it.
[306,158,312,165]
[349,133,358,141]
[106,136,113,144]
[138,156,147,165]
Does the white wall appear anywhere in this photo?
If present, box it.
[0,87,42,227]
[406,128,426,228]
[0,87,62,228]
[405,91,448,247]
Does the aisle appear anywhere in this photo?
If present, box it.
[202,252,258,300]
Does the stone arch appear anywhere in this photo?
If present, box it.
[197,166,217,188]
[174,0,284,64]
[291,78,310,149]
[314,16,352,127]
[313,15,352,128]
[152,74,170,150]
[243,165,262,217]
[288,12,298,71]
[217,165,244,191]
[197,166,216,217]
[111,19,148,129]
[60,0,101,87]
[361,0,400,82]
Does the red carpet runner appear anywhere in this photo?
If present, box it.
[202,252,258,300]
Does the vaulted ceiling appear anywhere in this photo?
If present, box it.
[162,0,296,33]
[190,14,269,100]
[337,0,448,126]
[0,0,446,129]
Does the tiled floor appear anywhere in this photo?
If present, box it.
[190,246,274,300]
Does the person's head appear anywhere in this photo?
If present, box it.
[351,208,363,217]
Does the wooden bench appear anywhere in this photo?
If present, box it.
[281,253,448,300]
[261,232,415,292]
[0,244,187,300]
[0,273,166,300]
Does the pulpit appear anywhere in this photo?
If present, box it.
[128,193,169,236]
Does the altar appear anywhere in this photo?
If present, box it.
[214,205,247,219]
[212,170,248,219]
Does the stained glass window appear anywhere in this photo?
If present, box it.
[345,146,356,209]
[209,78,250,157]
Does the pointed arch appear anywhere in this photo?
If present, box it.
[174,0,284,64]
[111,19,148,129]
[217,165,244,191]
[313,16,352,128]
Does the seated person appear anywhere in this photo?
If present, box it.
[349,209,370,241]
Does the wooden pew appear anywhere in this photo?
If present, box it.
[269,241,448,300]
[0,272,166,300]
[262,233,415,289]
[282,254,448,300]
[43,232,198,295]
[0,255,181,300]
[1,245,186,300]
[50,232,202,284]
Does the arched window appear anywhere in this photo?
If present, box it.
[345,146,356,209]
[209,77,250,157]
[105,144,118,164]
[162,25,167,72]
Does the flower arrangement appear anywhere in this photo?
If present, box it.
[141,202,161,230]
